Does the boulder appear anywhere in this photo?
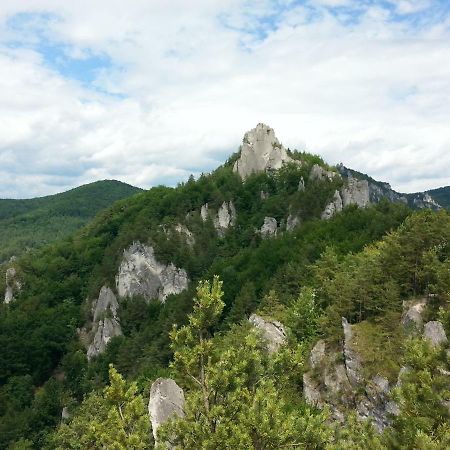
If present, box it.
[233,124,298,179]
[149,378,185,447]
[260,217,277,238]
[116,242,188,302]
[423,321,448,348]
[249,314,287,353]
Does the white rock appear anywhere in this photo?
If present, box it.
[213,201,236,236]
[286,214,300,231]
[309,164,338,182]
[87,286,122,360]
[260,217,277,238]
[249,313,287,353]
[423,321,448,348]
[303,373,323,407]
[116,242,189,302]
[342,317,362,386]
[310,339,326,368]
[341,178,370,208]
[233,124,298,179]
[4,267,21,304]
[149,378,185,447]
[298,177,305,191]
[174,224,195,247]
[401,298,427,334]
[321,190,343,220]
[200,203,209,221]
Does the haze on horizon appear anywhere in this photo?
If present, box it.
[0,0,449,199]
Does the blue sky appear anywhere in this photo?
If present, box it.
[0,0,449,198]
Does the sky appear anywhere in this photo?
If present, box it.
[0,0,449,198]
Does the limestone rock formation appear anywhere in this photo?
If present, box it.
[4,267,21,304]
[233,123,297,179]
[298,177,305,191]
[341,178,370,208]
[260,217,277,238]
[412,193,441,210]
[423,321,448,348]
[401,298,427,334]
[214,201,236,236]
[286,214,300,232]
[116,242,189,302]
[200,203,209,222]
[342,317,362,386]
[149,378,185,447]
[249,314,287,353]
[87,286,122,360]
[309,164,338,182]
[321,190,343,220]
[309,339,326,368]
[174,224,195,247]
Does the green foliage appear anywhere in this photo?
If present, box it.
[47,365,150,450]
[0,180,141,262]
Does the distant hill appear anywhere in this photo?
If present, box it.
[426,186,450,209]
[0,180,141,262]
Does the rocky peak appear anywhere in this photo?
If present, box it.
[233,124,296,179]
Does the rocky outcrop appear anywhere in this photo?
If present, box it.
[412,193,441,210]
[260,217,277,238]
[342,317,362,386]
[200,203,209,222]
[341,178,370,208]
[214,201,236,236]
[310,164,338,182]
[233,124,298,179]
[149,378,185,447]
[87,286,122,360]
[4,267,21,304]
[303,318,399,431]
[116,242,189,302]
[401,298,427,335]
[423,321,448,348]
[322,191,343,220]
[286,214,300,231]
[249,314,287,354]
[174,224,195,247]
[298,177,305,191]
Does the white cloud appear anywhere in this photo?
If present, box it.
[0,0,449,198]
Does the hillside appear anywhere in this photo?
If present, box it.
[0,180,142,262]
[426,186,450,209]
[0,124,448,450]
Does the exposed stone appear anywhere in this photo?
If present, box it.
[233,123,298,179]
[413,193,441,210]
[341,178,370,208]
[213,201,237,236]
[342,317,362,386]
[174,224,195,247]
[310,164,338,182]
[260,217,277,238]
[61,407,71,421]
[303,373,323,407]
[4,267,21,304]
[309,339,326,368]
[87,286,122,360]
[321,190,343,220]
[324,363,352,396]
[149,378,185,448]
[249,314,287,353]
[200,203,209,221]
[298,177,305,191]
[423,321,448,348]
[116,242,189,302]
[401,298,427,334]
[286,214,300,232]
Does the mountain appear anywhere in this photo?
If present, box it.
[0,124,448,449]
[0,180,142,262]
[425,186,450,209]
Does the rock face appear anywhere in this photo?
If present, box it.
[412,193,441,210]
[310,164,337,182]
[286,214,300,231]
[401,298,427,334]
[174,224,195,247]
[249,314,287,353]
[423,321,448,348]
[116,242,189,302]
[200,203,209,222]
[149,378,185,447]
[87,286,122,360]
[260,217,277,238]
[4,267,21,304]
[233,124,297,179]
[321,191,343,220]
[214,201,237,236]
[341,178,370,208]
[303,318,398,431]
